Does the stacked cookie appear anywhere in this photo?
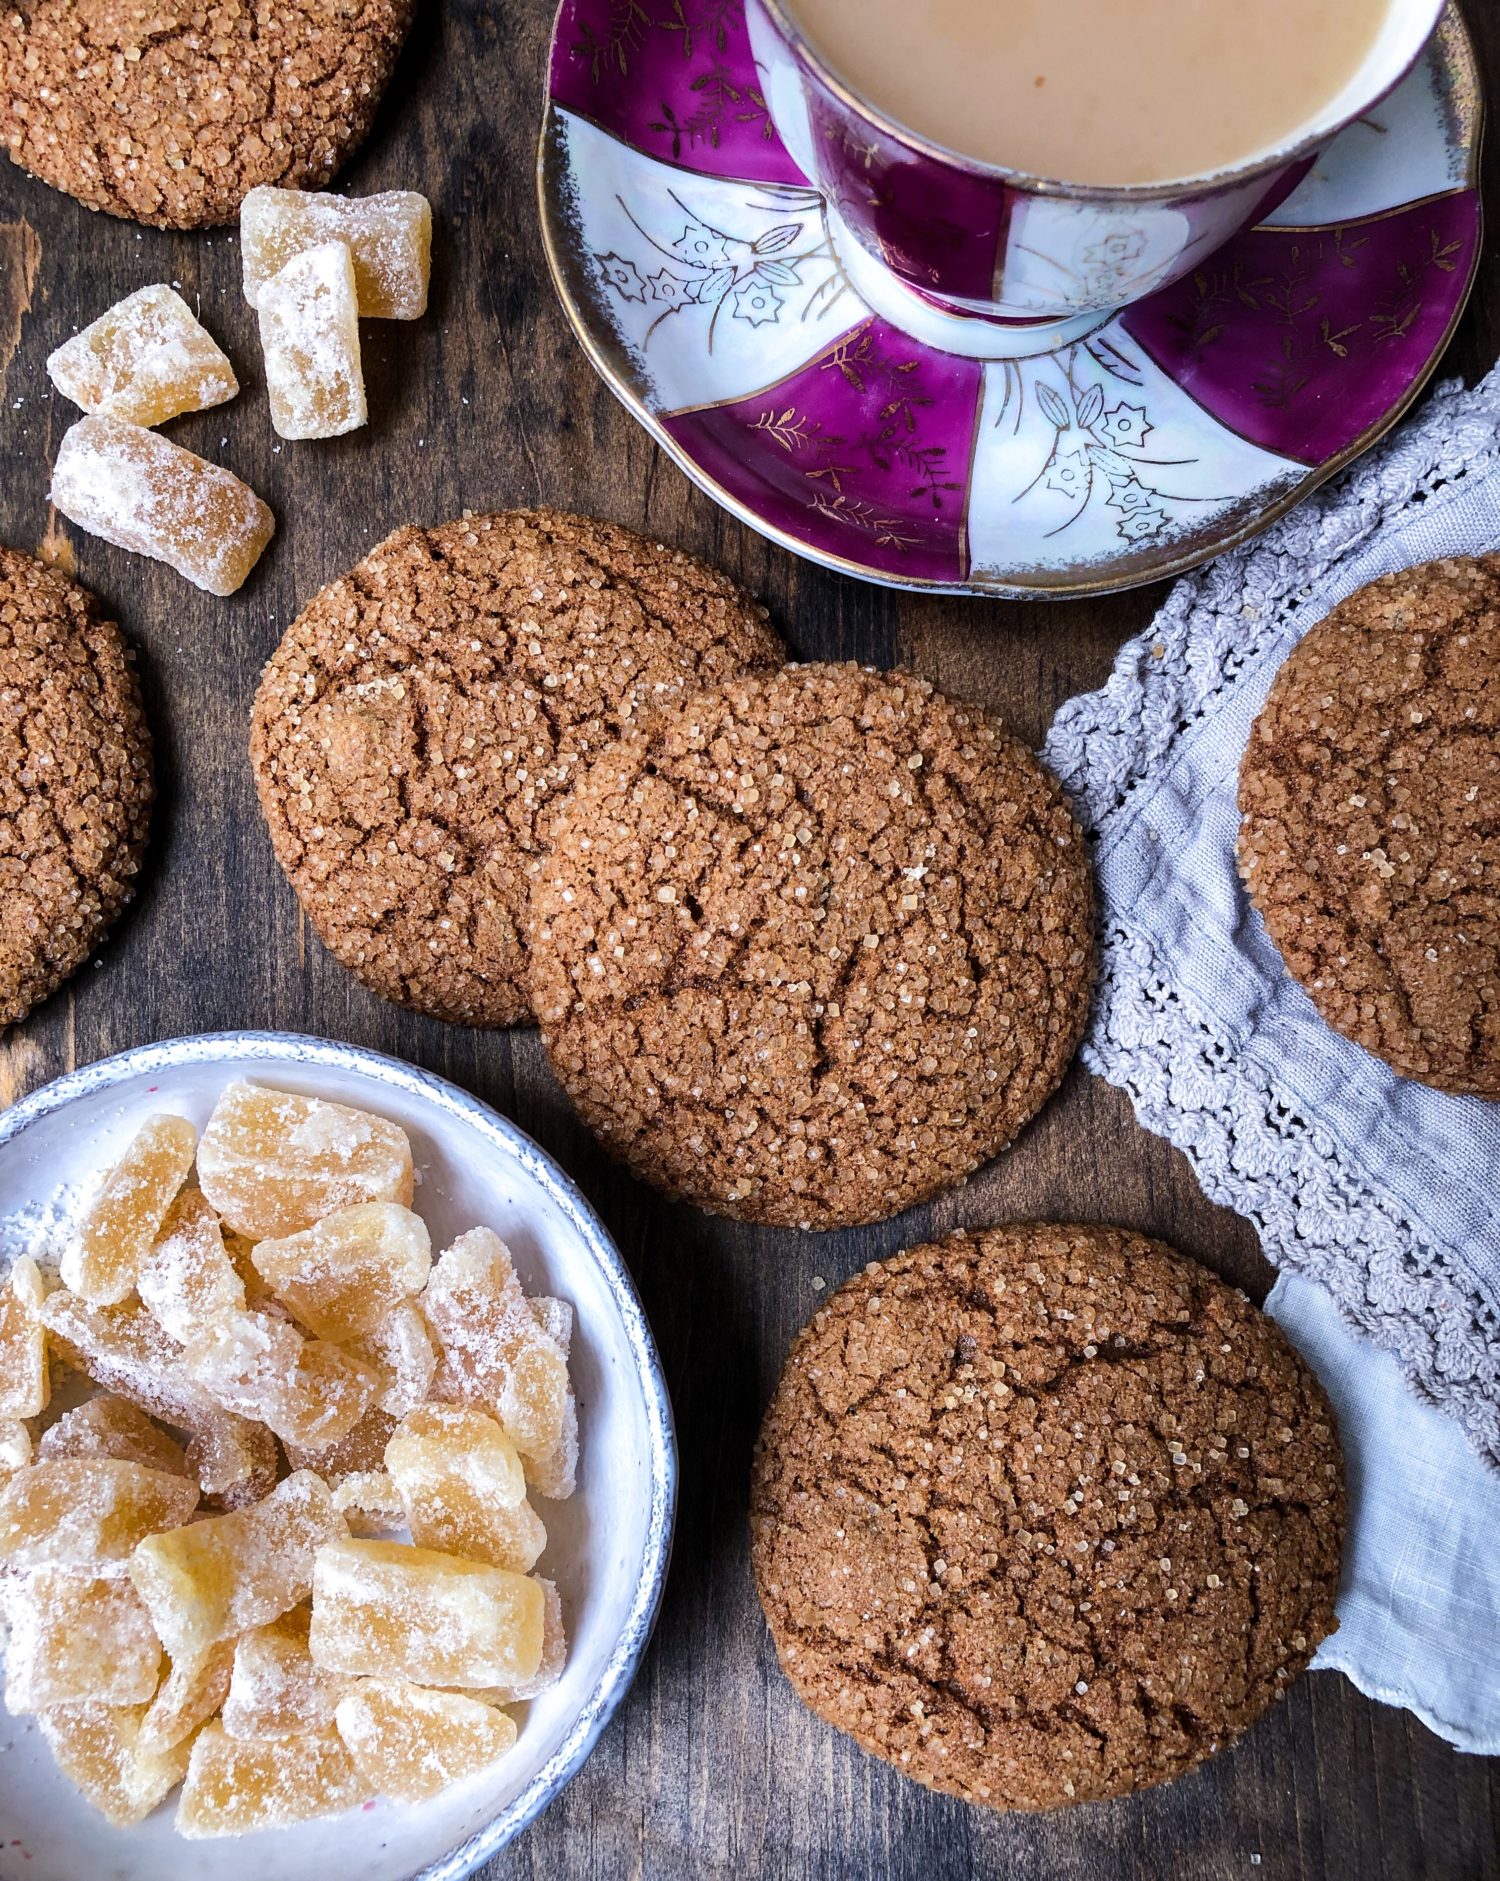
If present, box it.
[251,512,1096,1230]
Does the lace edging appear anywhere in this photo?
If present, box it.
[1042,369,1500,1468]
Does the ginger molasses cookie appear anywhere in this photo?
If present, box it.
[0,546,154,1026]
[526,664,1095,1228]
[1,1,415,228]
[251,511,784,1028]
[751,1225,1346,1809]
[1239,556,1499,1098]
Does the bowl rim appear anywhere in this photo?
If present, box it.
[0,1029,679,1880]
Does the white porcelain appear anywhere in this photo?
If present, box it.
[0,1033,677,1881]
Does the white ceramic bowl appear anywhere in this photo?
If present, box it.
[0,1033,677,1881]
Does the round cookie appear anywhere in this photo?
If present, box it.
[0,1,415,229]
[526,663,1095,1228]
[1238,556,1499,1097]
[0,546,154,1027]
[751,1225,1346,1809]
[251,511,785,1028]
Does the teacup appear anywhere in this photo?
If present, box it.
[745,0,1448,359]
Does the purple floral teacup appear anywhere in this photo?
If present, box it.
[745,0,1447,358]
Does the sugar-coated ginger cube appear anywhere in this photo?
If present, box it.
[139,1185,246,1343]
[252,1201,431,1341]
[41,1702,189,1827]
[196,1080,414,1240]
[38,1396,190,1478]
[222,1604,347,1740]
[185,1308,378,1448]
[0,1417,31,1476]
[363,1299,438,1416]
[0,1458,198,1572]
[241,186,432,319]
[531,1295,573,1357]
[139,1640,235,1754]
[385,1403,546,1573]
[129,1469,345,1663]
[335,1678,517,1803]
[425,1230,576,1497]
[310,1538,545,1688]
[489,1577,567,1704]
[258,240,367,441]
[47,284,239,426]
[0,1255,49,1417]
[41,1290,271,1506]
[283,1406,397,1483]
[50,416,275,597]
[330,1469,405,1535]
[62,1113,197,1307]
[177,1721,367,1837]
[5,1567,162,1712]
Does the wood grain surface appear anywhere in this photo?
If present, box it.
[1,4,1497,1877]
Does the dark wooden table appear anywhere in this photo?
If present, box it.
[1,5,1497,1877]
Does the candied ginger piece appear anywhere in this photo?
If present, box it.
[362,1299,437,1417]
[196,1080,414,1240]
[178,1721,366,1837]
[310,1539,544,1688]
[531,1295,573,1358]
[258,240,366,441]
[139,1641,235,1754]
[185,1308,378,1448]
[139,1185,245,1343]
[41,1702,188,1827]
[41,1290,269,1505]
[50,416,274,597]
[129,1469,345,1662]
[5,1567,162,1712]
[252,1202,431,1341]
[0,1458,197,1571]
[0,1255,49,1417]
[330,1470,405,1535]
[488,1577,567,1704]
[0,1417,31,1476]
[47,284,239,426]
[336,1679,516,1803]
[38,1396,190,1478]
[62,1113,197,1307]
[385,1404,545,1574]
[241,186,432,319]
[283,1406,397,1483]
[223,1604,347,1740]
[425,1231,575,1495]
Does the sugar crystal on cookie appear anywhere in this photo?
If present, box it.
[50,416,275,597]
[257,239,367,441]
[241,186,432,319]
[47,284,239,426]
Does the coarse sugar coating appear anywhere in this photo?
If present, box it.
[46,284,239,426]
[241,185,432,319]
[527,663,1096,1229]
[4,1566,163,1711]
[37,1396,190,1478]
[1238,556,1500,1097]
[750,1225,1346,1809]
[0,1,416,229]
[0,547,153,1027]
[257,238,367,442]
[249,510,786,1027]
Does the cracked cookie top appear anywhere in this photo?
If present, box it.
[525,663,1095,1228]
[0,545,153,1027]
[751,1225,1346,1808]
[1238,555,1500,1099]
[250,511,784,1028]
[1,0,416,228]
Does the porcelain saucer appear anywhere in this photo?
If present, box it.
[538,1,1481,597]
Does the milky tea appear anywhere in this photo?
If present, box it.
[782,0,1394,187]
